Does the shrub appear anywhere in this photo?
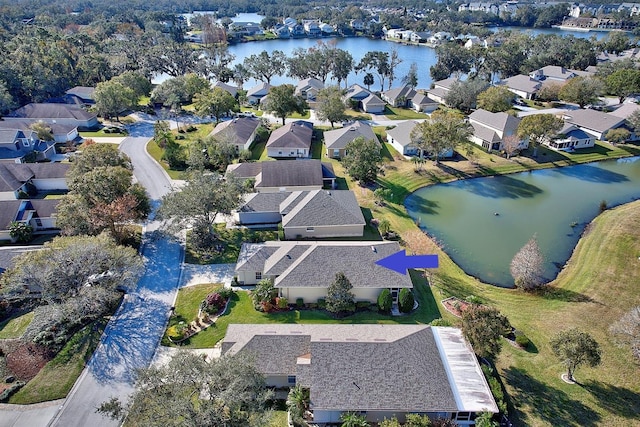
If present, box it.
[481,365,508,415]
[317,298,326,309]
[216,287,234,300]
[261,301,274,312]
[356,301,370,310]
[276,297,288,309]
[378,219,391,236]
[9,221,33,244]
[430,318,452,327]
[204,292,225,312]
[377,289,392,313]
[296,298,304,308]
[515,332,530,348]
[465,295,483,305]
[398,288,415,313]
[0,381,25,402]
[167,324,187,341]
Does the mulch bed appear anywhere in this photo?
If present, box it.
[441,297,471,318]
[5,342,52,382]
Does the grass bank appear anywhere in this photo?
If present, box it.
[0,312,34,339]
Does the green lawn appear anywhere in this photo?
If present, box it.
[167,269,443,349]
[344,109,372,121]
[288,110,311,120]
[185,225,278,265]
[80,130,128,138]
[0,312,34,339]
[383,106,429,120]
[9,318,107,404]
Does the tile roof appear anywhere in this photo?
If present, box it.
[222,324,498,414]
[281,190,365,228]
[266,121,313,149]
[210,117,260,147]
[10,103,96,121]
[324,121,379,150]
[236,241,413,290]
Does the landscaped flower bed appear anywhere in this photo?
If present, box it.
[441,296,471,318]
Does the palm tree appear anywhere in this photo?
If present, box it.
[286,385,310,427]
[340,412,370,427]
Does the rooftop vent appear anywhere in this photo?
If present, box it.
[371,246,377,253]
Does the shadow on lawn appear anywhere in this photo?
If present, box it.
[538,286,599,304]
[503,367,601,427]
[582,380,640,421]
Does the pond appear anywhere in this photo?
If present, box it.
[404,157,640,287]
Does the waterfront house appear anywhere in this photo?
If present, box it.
[247,83,271,105]
[381,84,417,108]
[529,66,590,83]
[221,324,498,425]
[226,159,335,193]
[561,109,628,141]
[296,78,324,101]
[501,75,542,100]
[545,123,595,151]
[361,93,386,114]
[427,77,458,104]
[266,121,313,158]
[410,92,439,113]
[386,120,420,156]
[344,84,372,104]
[213,81,239,98]
[468,109,524,152]
[324,121,379,158]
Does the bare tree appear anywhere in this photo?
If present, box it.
[610,306,640,362]
[502,134,521,159]
[510,235,545,290]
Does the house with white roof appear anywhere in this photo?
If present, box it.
[222,324,498,425]
[468,109,525,152]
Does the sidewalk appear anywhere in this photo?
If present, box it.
[0,400,64,427]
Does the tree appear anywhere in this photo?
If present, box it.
[251,278,277,307]
[536,83,563,102]
[559,77,603,108]
[286,385,310,427]
[315,86,347,128]
[9,221,33,243]
[357,51,390,91]
[606,69,640,103]
[461,305,510,359]
[29,120,54,141]
[94,80,138,121]
[0,80,15,117]
[477,86,514,113]
[502,134,522,160]
[325,272,355,315]
[193,86,238,123]
[387,48,403,89]
[402,62,419,89]
[410,110,472,163]
[342,136,382,184]
[510,235,545,291]
[363,73,374,91]
[398,288,415,313]
[112,71,152,98]
[474,412,498,427]
[330,48,354,88]
[261,84,307,125]
[97,352,273,427]
[188,136,237,172]
[604,128,630,144]
[627,109,640,131]
[244,50,287,84]
[600,31,631,55]
[445,79,489,113]
[609,306,640,362]
[517,114,563,157]
[68,142,131,180]
[158,170,247,245]
[340,412,370,427]
[377,289,392,314]
[550,328,602,382]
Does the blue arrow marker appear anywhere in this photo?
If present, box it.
[375,250,439,275]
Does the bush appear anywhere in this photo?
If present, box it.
[398,288,415,313]
[515,331,530,348]
[430,318,452,327]
[356,301,371,310]
[0,381,25,402]
[204,292,226,312]
[482,365,508,415]
[296,298,304,308]
[317,298,326,309]
[276,297,288,309]
[167,324,187,341]
[377,289,392,313]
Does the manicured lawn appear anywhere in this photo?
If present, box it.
[383,106,429,120]
[288,110,311,120]
[169,269,445,349]
[80,130,128,138]
[9,318,107,404]
[0,312,34,339]
[185,225,278,265]
[241,107,263,117]
[344,109,372,121]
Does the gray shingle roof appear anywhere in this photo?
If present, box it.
[412,92,438,106]
[239,192,291,213]
[469,109,520,135]
[362,93,385,107]
[0,130,20,145]
[324,122,379,150]
[11,103,96,121]
[386,120,418,147]
[256,159,324,189]
[226,162,263,180]
[264,243,312,276]
[501,74,541,94]
[210,117,260,147]
[0,119,76,135]
[281,190,365,228]
[382,85,417,103]
[65,86,96,100]
[266,121,313,149]
[213,81,238,97]
[562,109,627,133]
[222,324,498,414]
[235,244,280,273]
[0,200,22,228]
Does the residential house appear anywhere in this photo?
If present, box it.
[246,83,271,105]
[6,103,99,130]
[458,2,500,14]
[410,31,431,43]
[0,127,57,162]
[319,23,334,35]
[344,84,372,105]
[324,121,379,158]
[266,121,313,158]
[385,28,404,40]
[610,102,640,120]
[235,240,413,303]
[236,189,365,238]
[65,86,96,104]
[296,78,324,101]
[427,31,452,44]
[0,120,79,144]
[386,120,455,158]
[208,117,260,152]
[561,109,628,140]
[222,324,498,425]
[0,199,60,241]
[546,123,595,151]
[381,85,417,108]
[0,163,69,200]
[229,22,263,36]
[528,66,590,83]
[303,20,322,37]
[501,75,542,100]
[213,81,238,98]
[427,77,458,104]
[290,24,306,37]
[464,38,488,49]
[272,25,291,38]
[226,159,335,193]
[361,93,386,114]
[468,109,523,152]
[350,19,371,31]
[410,92,439,113]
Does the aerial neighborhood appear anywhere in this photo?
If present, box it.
[0,1,639,427]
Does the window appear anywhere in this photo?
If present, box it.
[255,272,262,280]
[35,218,42,227]
[287,376,296,385]
[455,412,471,421]
[333,149,340,157]
[306,227,314,232]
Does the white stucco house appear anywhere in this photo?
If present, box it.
[324,121,379,158]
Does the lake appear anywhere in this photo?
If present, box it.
[404,157,640,287]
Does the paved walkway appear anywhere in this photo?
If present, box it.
[179,263,236,289]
